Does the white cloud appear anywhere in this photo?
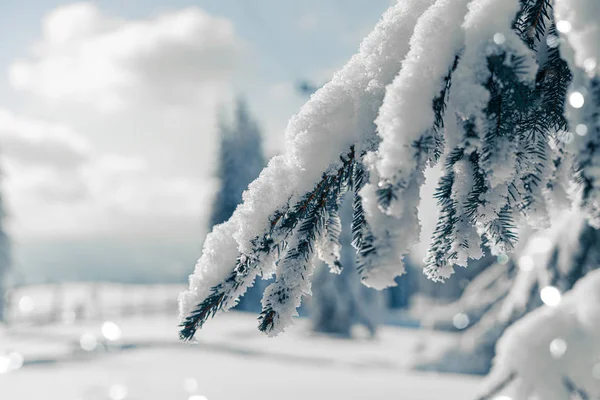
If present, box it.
[0,109,91,208]
[0,109,89,170]
[1,132,216,242]
[2,4,243,242]
[9,3,241,112]
[0,109,215,240]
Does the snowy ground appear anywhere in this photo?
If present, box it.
[0,285,482,399]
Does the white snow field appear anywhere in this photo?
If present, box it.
[0,285,481,400]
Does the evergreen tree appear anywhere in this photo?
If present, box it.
[180,0,598,370]
[210,97,265,228]
[179,1,600,394]
[207,97,266,312]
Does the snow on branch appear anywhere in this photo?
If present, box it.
[179,0,434,338]
[481,268,600,400]
[180,0,600,338]
[360,0,471,288]
[258,148,357,335]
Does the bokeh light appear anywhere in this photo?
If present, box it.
[540,286,561,307]
[493,33,506,45]
[452,313,470,330]
[576,124,588,136]
[569,91,585,109]
[518,255,534,272]
[102,321,122,341]
[549,338,567,359]
[556,20,572,33]
[80,333,98,351]
[584,58,597,74]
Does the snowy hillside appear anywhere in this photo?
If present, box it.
[0,284,481,400]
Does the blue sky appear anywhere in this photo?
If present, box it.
[0,1,391,282]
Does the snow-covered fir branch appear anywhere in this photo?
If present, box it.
[179,0,433,338]
[180,0,600,338]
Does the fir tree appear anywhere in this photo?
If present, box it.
[207,97,266,312]
[179,0,599,353]
[210,97,265,228]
